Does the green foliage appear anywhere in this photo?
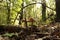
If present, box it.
[0,0,22,25]
[0,0,56,26]
[46,0,56,24]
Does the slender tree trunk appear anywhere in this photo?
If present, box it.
[42,0,46,21]
[7,0,11,24]
[19,1,23,25]
[55,0,60,22]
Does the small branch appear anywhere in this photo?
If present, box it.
[23,2,55,11]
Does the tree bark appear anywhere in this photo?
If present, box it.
[7,0,11,24]
[42,0,46,21]
[19,3,23,25]
[55,0,60,22]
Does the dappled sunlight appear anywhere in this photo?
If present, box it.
[24,2,26,6]
[14,20,19,25]
[46,0,49,3]
[36,4,41,8]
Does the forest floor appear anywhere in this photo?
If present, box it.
[0,22,60,40]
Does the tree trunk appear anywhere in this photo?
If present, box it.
[42,0,46,21]
[7,0,11,24]
[19,3,23,25]
[55,0,60,22]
